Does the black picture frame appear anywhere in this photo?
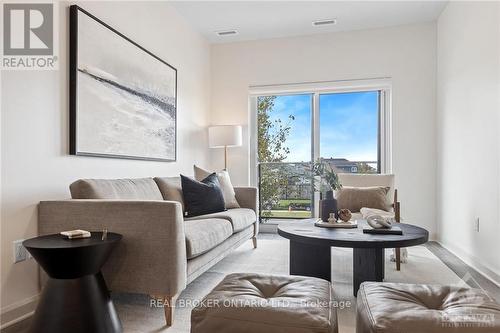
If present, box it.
[69,5,177,162]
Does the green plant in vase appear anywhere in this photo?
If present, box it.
[313,159,342,221]
[313,160,342,194]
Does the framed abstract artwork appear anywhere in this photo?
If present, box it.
[69,5,177,161]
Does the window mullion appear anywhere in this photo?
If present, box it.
[378,90,382,173]
[312,93,320,162]
[312,93,320,217]
[380,89,391,173]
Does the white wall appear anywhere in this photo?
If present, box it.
[436,1,500,284]
[0,1,211,324]
[210,23,437,237]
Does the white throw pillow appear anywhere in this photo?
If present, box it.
[193,165,240,209]
[360,207,395,220]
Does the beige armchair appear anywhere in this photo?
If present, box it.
[337,174,402,270]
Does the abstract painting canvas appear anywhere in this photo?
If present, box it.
[69,5,176,161]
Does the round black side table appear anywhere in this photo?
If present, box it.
[24,232,122,333]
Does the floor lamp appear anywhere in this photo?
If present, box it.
[208,125,242,170]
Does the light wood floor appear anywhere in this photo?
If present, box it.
[2,234,499,333]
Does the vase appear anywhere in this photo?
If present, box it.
[320,190,337,222]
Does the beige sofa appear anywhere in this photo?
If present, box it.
[38,177,259,326]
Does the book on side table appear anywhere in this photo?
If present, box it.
[60,229,91,239]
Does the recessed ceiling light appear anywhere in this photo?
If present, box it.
[215,30,238,36]
[312,19,337,27]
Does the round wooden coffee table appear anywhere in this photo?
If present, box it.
[278,219,428,295]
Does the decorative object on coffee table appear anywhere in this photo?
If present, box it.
[313,159,342,222]
[23,231,122,333]
[320,190,338,222]
[315,219,358,228]
[338,208,352,222]
[366,215,393,229]
[278,219,428,295]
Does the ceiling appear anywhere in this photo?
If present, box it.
[170,1,448,43]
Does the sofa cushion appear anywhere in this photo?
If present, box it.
[349,209,395,223]
[181,174,226,217]
[360,207,395,220]
[70,178,163,200]
[185,208,256,233]
[336,186,390,213]
[185,218,233,259]
[338,173,395,205]
[194,165,240,209]
[154,176,185,211]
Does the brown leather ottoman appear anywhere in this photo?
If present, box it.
[191,273,338,333]
[356,282,500,333]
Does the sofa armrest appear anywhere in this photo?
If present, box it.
[38,200,186,296]
[234,187,258,214]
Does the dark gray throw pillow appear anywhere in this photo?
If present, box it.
[181,173,226,217]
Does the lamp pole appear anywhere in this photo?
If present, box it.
[224,146,228,170]
[208,125,242,171]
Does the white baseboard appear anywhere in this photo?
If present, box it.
[437,241,500,287]
[0,295,38,329]
[0,311,34,330]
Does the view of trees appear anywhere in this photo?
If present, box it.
[257,94,379,220]
[355,162,377,174]
[257,96,294,162]
[257,96,297,220]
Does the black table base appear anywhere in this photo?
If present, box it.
[290,240,331,281]
[31,273,122,333]
[289,241,386,296]
[353,248,385,295]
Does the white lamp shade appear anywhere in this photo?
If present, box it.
[208,125,242,148]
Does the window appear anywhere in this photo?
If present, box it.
[257,94,313,219]
[250,80,391,221]
[258,94,312,163]
[319,91,380,173]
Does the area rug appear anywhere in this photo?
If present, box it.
[113,233,465,333]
